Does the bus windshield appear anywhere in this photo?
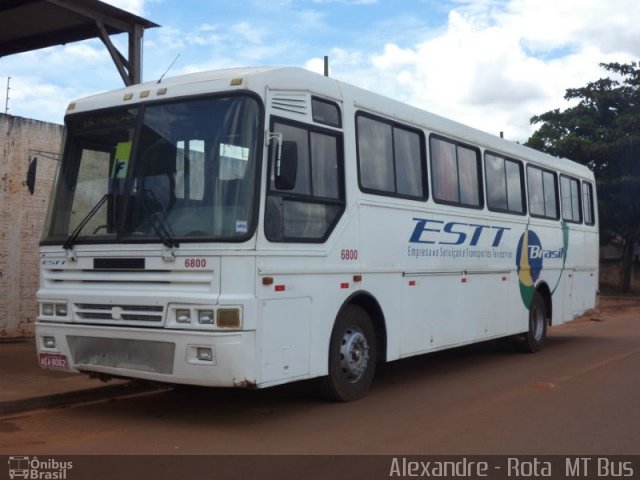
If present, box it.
[43,94,262,245]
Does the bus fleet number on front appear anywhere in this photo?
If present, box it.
[184,258,207,269]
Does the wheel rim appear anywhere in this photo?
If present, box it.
[531,300,545,342]
[339,326,370,383]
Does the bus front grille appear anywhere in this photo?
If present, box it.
[73,303,164,325]
[67,336,175,374]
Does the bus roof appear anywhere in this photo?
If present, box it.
[66,66,594,180]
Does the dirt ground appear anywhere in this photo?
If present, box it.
[564,294,640,324]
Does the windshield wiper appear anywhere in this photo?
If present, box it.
[138,189,180,249]
[63,193,110,250]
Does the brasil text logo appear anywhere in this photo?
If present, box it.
[515,223,569,309]
[516,229,543,309]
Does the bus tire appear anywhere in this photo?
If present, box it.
[320,304,377,402]
[516,291,547,353]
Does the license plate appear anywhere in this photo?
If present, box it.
[39,353,69,369]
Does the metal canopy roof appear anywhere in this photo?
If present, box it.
[0,0,159,85]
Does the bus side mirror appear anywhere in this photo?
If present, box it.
[26,156,37,195]
[275,141,298,190]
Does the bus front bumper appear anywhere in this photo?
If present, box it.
[35,322,257,388]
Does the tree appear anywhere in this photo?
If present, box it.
[526,62,640,292]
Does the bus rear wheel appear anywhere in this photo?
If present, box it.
[516,291,547,353]
[321,305,377,402]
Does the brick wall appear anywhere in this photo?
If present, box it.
[1,114,62,338]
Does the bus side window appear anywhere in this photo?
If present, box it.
[582,181,595,225]
[560,175,582,223]
[485,152,525,214]
[430,135,482,208]
[356,113,426,200]
[312,97,342,128]
[527,165,559,220]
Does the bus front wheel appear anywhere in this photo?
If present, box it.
[516,291,548,353]
[321,305,377,402]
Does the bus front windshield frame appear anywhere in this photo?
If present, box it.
[42,93,263,246]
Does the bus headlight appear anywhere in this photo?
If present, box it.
[196,347,214,362]
[198,309,214,324]
[41,302,68,318]
[42,304,55,316]
[176,309,192,324]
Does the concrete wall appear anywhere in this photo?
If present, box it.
[1,114,62,338]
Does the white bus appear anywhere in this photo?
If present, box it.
[36,67,598,401]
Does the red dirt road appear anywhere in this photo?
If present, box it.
[1,296,639,455]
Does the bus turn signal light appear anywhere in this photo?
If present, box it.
[217,308,241,329]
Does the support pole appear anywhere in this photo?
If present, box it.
[4,76,10,114]
[128,24,144,85]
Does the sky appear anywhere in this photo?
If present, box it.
[2,0,640,142]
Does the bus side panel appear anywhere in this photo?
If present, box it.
[257,297,311,386]
[571,270,597,315]
[359,204,519,358]
[399,271,518,357]
[399,275,434,356]
[555,269,574,325]
[571,229,599,317]
[552,226,599,325]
